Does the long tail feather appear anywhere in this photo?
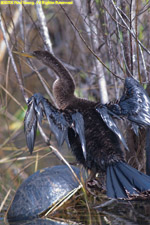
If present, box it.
[107,162,150,199]
[107,166,128,198]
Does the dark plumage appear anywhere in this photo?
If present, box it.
[23,50,150,199]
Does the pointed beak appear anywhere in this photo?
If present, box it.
[13,51,35,58]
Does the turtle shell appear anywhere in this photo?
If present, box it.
[7,165,82,222]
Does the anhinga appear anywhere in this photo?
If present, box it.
[22,50,150,199]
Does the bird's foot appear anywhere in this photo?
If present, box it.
[86,177,106,196]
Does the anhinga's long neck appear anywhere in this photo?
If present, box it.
[32,51,76,109]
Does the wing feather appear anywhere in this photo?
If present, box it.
[24,98,37,154]
[24,93,87,158]
[110,77,150,126]
[96,77,150,149]
[96,106,129,151]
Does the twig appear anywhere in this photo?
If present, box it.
[0,84,25,111]
[120,0,132,76]
[129,0,133,74]
[27,59,56,104]
[100,210,138,224]
[139,45,147,82]
[121,45,133,78]
[103,3,127,29]
[60,5,124,81]
[0,13,28,103]
[50,145,82,185]
[0,10,20,61]
[105,0,118,98]
[135,0,141,83]
[37,123,82,185]
[18,4,25,42]
[133,1,150,18]
[38,123,50,145]
[0,189,11,212]
[110,0,150,55]
[75,0,109,104]
[12,150,54,182]
[5,56,11,107]
[93,199,116,209]
[35,1,53,53]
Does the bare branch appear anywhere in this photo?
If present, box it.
[75,0,109,104]
[35,1,53,53]
[26,58,56,104]
[0,13,28,103]
[120,0,132,76]
[110,0,150,55]
[60,4,124,82]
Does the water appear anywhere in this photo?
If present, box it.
[1,197,150,225]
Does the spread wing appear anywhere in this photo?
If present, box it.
[96,77,150,150]
[96,106,129,151]
[24,93,86,158]
[108,77,150,126]
[24,98,37,154]
[119,77,150,126]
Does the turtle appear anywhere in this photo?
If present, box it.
[7,165,83,222]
